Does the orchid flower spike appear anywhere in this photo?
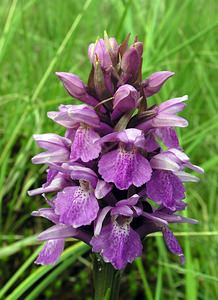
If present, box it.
[28,35,203,270]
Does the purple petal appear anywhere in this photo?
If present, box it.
[32,149,70,165]
[154,212,198,224]
[56,72,99,107]
[112,84,139,120]
[155,128,179,148]
[55,186,99,227]
[158,95,188,113]
[174,171,200,182]
[48,104,100,128]
[33,134,71,150]
[143,71,174,97]
[28,173,68,196]
[116,194,140,207]
[146,170,185,210]
[70,126,101,162]
[98,148,152,190]
[168,148,204,174]
[111,205,134,216]
[35,239,64,265]
[119,48,139,84]
[31,208,59,224]
[152,114,188,128]
[150,153,180,172]
[100,128,145,148]
[91,222,142,269]
[88,39,112,70]
[37,224,78,241]
[94,180,112,199]
[94,206,112,236]
[144,131,160,152]
[70,165,98,188]
[142,211,168,226]
[162,227,184,264]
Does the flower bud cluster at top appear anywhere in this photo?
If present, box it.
[28,34,203,270]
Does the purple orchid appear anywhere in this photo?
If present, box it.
[48,104,102,162]
[142,71,175,98]
[98,128,152,190]
[91,195,142,269]
[28,35,203,270]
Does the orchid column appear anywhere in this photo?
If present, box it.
[28,34,203,300]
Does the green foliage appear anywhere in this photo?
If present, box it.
[0,0,218,299]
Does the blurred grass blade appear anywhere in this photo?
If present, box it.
[5,242,89,300]
[135,257,153,300]
[154,265,162,300]
[31,0,93,103]
[0,0,18,60]
[25,251,88,300]
[0,235,37,258]
[0,245,43,299]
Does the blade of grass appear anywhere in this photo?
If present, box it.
[135,257,154,300]
[5,242,89,300]
[25,251,88,300]
[0,245,43,299]
[0,0,18,59]
[0,235,37,258]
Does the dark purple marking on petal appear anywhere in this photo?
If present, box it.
[55,186,99,227]
[91,220,142,269]
[70,126,101,162]
[146,170,185,210]
[98,148,152,190]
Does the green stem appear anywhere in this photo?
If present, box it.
[93,254,122,300]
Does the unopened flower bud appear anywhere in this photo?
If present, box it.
[142,71,174,97]
[56,72,98,107]
[112,84,139,120]
[119,48,140,85]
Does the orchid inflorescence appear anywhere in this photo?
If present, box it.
[28,34,203,270]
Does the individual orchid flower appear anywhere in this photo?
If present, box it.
[146,148,203,210]
[32,206,86,265]
[98,128,152,190]
[28,168,70,196]
[137,95,188,131]
[48,104,102,162]
[53,164,112,227]
[31,133,71,165]
[91,195,142,269]
[56,72,99,108]
[142,71,174,98]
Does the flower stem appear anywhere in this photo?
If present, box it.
[93,254,122,300]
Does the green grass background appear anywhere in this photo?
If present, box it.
[0,0,218,299]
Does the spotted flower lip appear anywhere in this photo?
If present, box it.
[29,35,203,269]
[91,195,142,269]
[48,105,102,162]
[98,129,152,189]
[53,165,112,228]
